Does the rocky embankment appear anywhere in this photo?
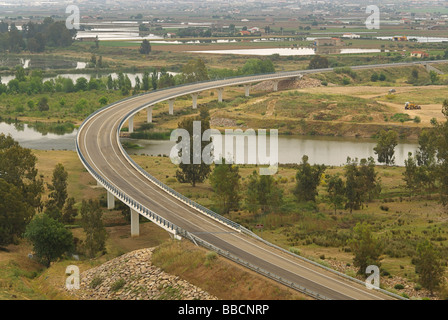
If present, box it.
[252,77,322,92]
[67,248,217,300]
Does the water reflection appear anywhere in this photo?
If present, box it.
[0,121,77,150]
[122,134,418,166]
[0,57,86,70]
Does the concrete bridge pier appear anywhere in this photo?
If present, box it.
[146,107,153,123]
[107,191,115,210]
[128,115,134,133]
[273,80,280,92]
[131,209,140,237]
[169,99,175,115]
[217,88,224,102]
[244,84,251,97]
[191,93,199,109]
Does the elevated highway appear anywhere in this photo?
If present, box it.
[77,60,446,299]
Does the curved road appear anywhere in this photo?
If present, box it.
[77,61,446,300]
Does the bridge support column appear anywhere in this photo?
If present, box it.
[191,93,199,109]
[146,107,153,123]
[273,80,279,92]
[107,191,115,210]
[131,209,140,237]
[244,84,251,97]
[168,99,175,115]
[217,88,224,103]
[128,116,134,133]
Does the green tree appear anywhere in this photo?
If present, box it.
[293,155,326,202]
[429,70,439,84]
[408,67,419,84]
[139,39,152,54]
[308,55,329,69]
[403,152,419,197]
[0,134,43,210]
[343,158,366,213]
[38,96,49,112]
[47,163,68,210]
[373,130,398,165]
[348,222,382,275]
[99,96,108,105]
[175,107,211,187]
[15,65,26,82]
[358,157,381,201]
[107,75,114,91]
[245,170,260,214]
[245,170,283,214]
[80,200,108,258]
[0,179,35,246]
[24,214,73,267]
[151,68,158,90]
[44,202,62,221]
[181,58,209,83]
[142,71,150,91]
[75,77,88,92]
[240,58,275,75]
[325,174,346,214]
[209,162,241,214]
[61,197,78,224]
[415,240,445,295]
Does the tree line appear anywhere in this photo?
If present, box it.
[0,18,76,53]
[0,134,107,267]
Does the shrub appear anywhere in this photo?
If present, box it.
[90,276,104,289]
[110,278,126,292]
[205,251,218,261]
[394,284,405,290]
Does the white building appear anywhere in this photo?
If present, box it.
[342,33,360,39]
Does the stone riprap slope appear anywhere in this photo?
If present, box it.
[67,248,218,300]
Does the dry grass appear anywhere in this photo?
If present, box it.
[152,239,309,300]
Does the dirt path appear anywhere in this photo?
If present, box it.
[265,98,277,116]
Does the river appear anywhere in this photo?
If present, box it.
[0,121,418,166]
[122,134,418,166]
